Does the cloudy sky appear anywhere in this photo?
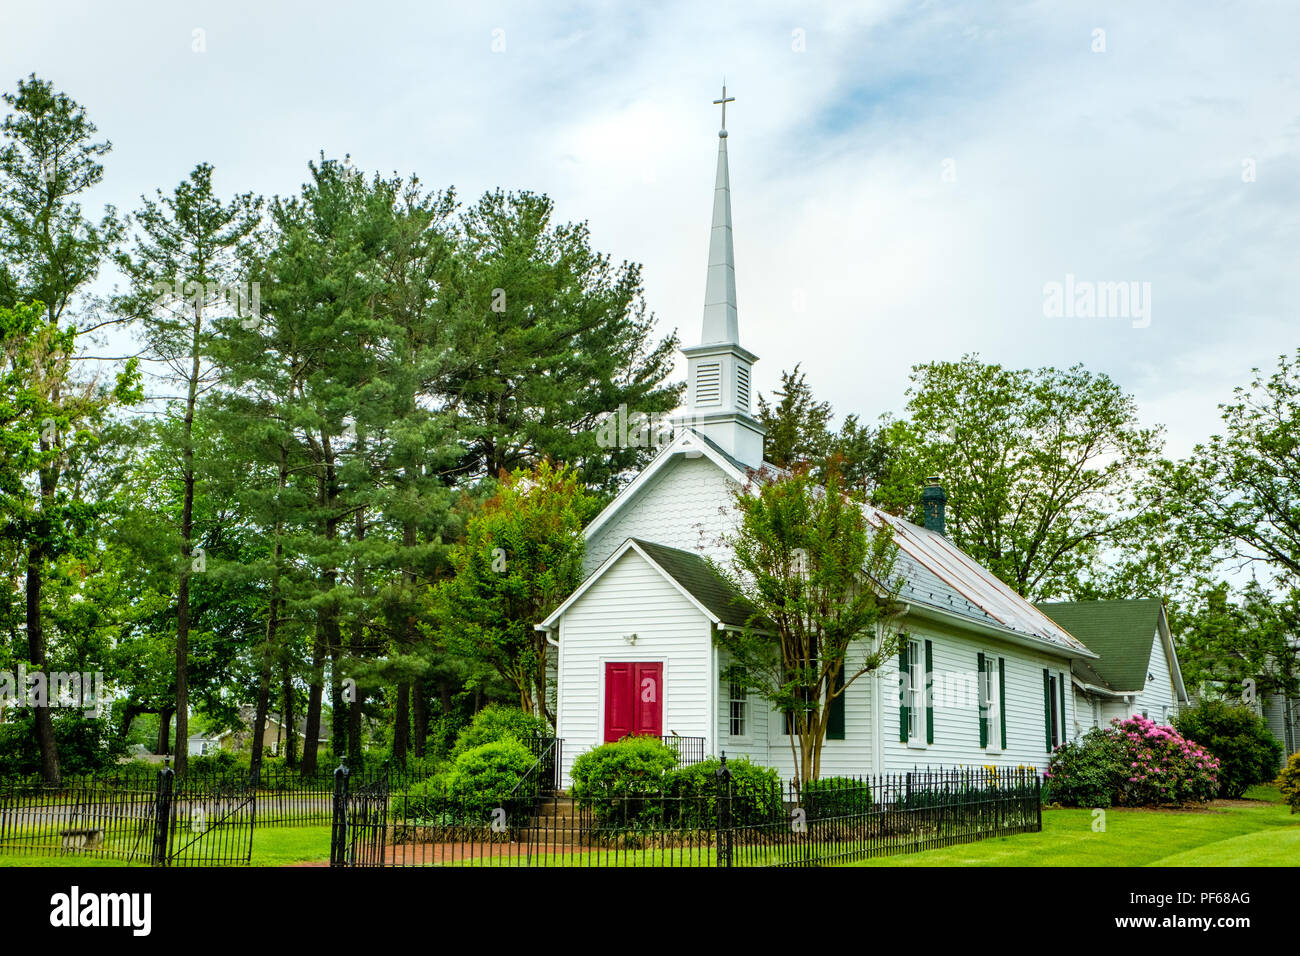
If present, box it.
[4,0,1298,458]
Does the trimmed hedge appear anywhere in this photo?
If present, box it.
[802,776,874,818]
[396,739,535,824]
[668,757,783,826]
[570,736,679,799]
[450,705,550,761]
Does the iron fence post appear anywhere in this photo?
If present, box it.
[715,752,732,868]
[151,765,173,867]
[1035,773,1042,831]
[330,761,350,867]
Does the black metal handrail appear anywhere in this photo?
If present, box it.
[661,735,707,767]
[508,737,563,807]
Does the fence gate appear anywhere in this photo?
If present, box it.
[331,770,388,867]
[161,774,256,866]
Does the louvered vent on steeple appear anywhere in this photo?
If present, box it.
[736,364,750,412]
[696,362,722,405]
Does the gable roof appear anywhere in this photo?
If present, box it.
[538,537,766,630]
[1035,599,1184,698]
[630,539,766,628]
[583,427,774,545]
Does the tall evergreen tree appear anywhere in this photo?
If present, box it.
[114,162,261,772]
[444,190,681,493]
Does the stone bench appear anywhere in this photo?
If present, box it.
[60,827,104,851]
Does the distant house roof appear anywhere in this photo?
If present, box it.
[1035,598,1185,699]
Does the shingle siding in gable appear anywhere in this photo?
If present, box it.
[585,456,740,575]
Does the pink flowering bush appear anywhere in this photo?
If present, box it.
[1046,715,1219,807]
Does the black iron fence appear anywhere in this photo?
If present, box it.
[0,769,254,866]
[5,763,434,828]
[331,761,1040,867]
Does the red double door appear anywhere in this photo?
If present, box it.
[604,662,662,743]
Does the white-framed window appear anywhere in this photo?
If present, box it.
[907,639,924,744]
[979,653,1002,751]
[728,670,747,738]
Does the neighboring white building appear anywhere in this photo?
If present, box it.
[1036,599,1190,739]
[537,109,1107,788]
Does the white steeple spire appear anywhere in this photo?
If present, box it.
[702,86,738,344]
[677,84,765,469]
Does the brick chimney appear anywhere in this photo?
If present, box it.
[921,477,947,535]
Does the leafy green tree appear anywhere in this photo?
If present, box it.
[0,75,121,324]
[0,77,129,783]
[1174,699,1283,797]
[873,355,1162,600]
[1169,349,1300,586]
[434,462,597,725]
[1178,580,1300,702]
[715,463,903,786]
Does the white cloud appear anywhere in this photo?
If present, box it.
[3,0,1297,458]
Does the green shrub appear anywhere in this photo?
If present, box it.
[570,736,679,796]
[570,737,680,826]
[803,776,874,818]
[1174,700,1284,798]
[450,705,550,760]
[442,739,537,821]
[1276,750,1300,814]
[666,757,783,826]
[1044,729,1128,807]
[186,750,246,775]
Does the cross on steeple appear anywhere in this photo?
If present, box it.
[713,83,735,133]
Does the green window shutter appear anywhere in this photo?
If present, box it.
[899,645,910,742]
[998,658,1007,750]
[827,663,845,740]
[925,640,934,745]
[1059,671,1067,743]
[977,652,988,747]
[1042,669,1052,753]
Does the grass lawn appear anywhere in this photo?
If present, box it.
[1,789,1293,867]
[852,789,1299,867]
[0,826,332,868]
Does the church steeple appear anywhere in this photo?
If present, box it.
[678,84,766,469]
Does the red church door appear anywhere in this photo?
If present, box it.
[604,662,663,743]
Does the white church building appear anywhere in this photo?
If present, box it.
[536,95,1172,788]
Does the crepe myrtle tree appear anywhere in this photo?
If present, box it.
[714,462,905,787]
[432,462,599,726]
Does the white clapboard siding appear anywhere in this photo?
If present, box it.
[556,548,713,787]
[585,456,740,575]
[715,644,875,782]
[1073,686,1102,738]
[880,622,1074,773]
[1134,629,1177,724]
